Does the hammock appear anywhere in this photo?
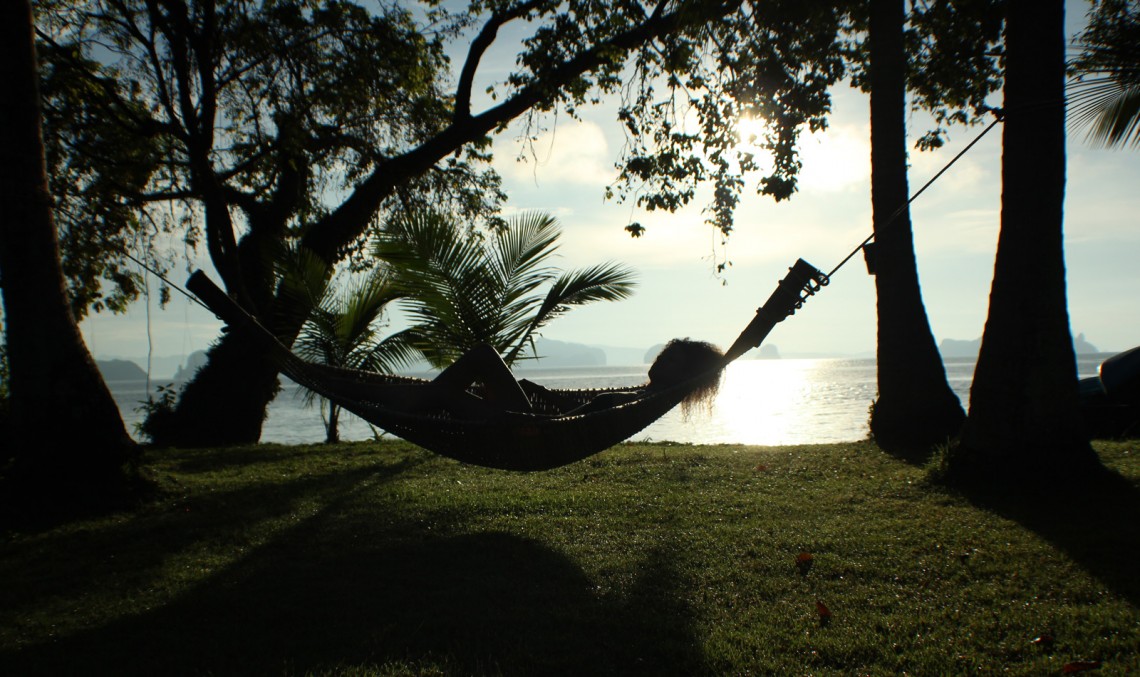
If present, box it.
[186,259,827,470]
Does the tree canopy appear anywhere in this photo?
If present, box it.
[35,0,862,308]
[36,0,1019,446]
[35,0,505,316]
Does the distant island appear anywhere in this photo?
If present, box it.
[95,359,148,381]
[940,332,1100,358]
[95,332,1109,382]
[98,338,785,380]
[173,350,210,380]
[515,338,606,369]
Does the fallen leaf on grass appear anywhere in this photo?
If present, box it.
[796,552,814,576]
[815,600,832,627]
[1030,634,1055,649]
[1062,660,1102,673]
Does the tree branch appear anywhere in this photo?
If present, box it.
[304,0,738,263]
[454,0,549,124]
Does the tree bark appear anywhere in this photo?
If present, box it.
[867,0,965,452]
[950,0,1099,479]
[0,0,136,490]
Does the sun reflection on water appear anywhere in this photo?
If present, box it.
[638,359,880,446]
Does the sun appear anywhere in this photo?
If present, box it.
[734,115,769,155]
[734,114,869,192]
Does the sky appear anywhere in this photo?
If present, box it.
[78,1,1140,374]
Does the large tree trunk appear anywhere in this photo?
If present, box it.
[0,0,136,493]
[146,328,284,447]
[147,224,293,447]
[949,0,1099,479]
[867,0,965,452]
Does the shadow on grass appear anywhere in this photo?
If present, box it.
[952,465,1140,608]
[0,461,399,614]
[2,477,704,675]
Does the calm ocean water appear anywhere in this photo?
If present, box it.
[106,355,1110,447]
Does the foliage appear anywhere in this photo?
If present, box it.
[611,0,852,236]
[292,264,420,443]
[1069,0,1140,148]
[374,210,636,368]
[35,0,1013,301]
[1,441,1137,674]
[843,0,1005,151]
[37,41,170,320]
[133,383,179,444]
[34,0,504,310]
[33,0,877,300]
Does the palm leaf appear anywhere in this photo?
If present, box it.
[504,262,637,363]
[492,211,561,300]
[292,268,418,408]
[1068,2,1140,148]
[354,328,423,374]
[1069,78,1140,147]
[375,211,505,366]
[377,208,639,368]
[273,245,333,330]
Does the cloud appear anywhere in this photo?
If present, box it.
[797,123,871,193]
[495,119,615,186]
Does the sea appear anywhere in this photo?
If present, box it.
[104,354,1113,447]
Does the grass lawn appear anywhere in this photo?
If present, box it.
[1,439,1137,675]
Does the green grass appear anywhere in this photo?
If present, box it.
[1,440,1138,675]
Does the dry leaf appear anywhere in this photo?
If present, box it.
[1062,660,1102,673]
[816,600,832,627]
[796,552,814,576]
[1030,634,1055,649]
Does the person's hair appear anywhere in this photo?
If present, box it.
[649,338,724,418]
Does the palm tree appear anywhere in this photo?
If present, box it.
[374,210,637,368]
[292,269,419,443]
[1069,0,1140,148]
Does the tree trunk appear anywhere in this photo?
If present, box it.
[0,0,136,494]
[326,403,340,444]
[146,328,284,447]
[949,0,1099,480]
[867,0,965,452]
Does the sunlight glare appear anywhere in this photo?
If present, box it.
[641,359,878,445]
[713,360,818,445]
[734,115,772,165]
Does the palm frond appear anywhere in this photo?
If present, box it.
[355,328,423,374]
[1090,84,1140,147]
[492,211,561,296]
[274,245,333,329]
[378,208,639,367]
[504,262,637,363]
[292,267,414,406]
[1068,0,1140,148]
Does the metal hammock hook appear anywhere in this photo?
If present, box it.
[791,267,830,315]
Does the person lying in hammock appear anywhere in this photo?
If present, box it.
[422,338,725,419]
